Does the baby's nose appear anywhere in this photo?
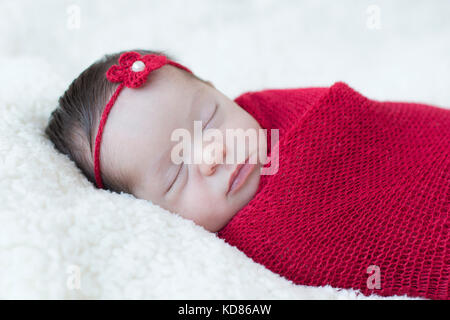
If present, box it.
[199,142,226,176]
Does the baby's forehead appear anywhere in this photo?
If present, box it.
[124,65,202,106]
[98,65,204,192]
[116,68,202,119]
[146,64,200,87]
[92,65,199,149]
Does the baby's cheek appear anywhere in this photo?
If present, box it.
[179,186,227,219]
[183,186,222,212]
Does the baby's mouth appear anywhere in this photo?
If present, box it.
[226,156,256,196]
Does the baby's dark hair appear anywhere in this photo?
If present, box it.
[45,49,205,194]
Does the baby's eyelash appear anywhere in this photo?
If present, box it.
[166,163,183,193]
[202,103,218,130]
[166,104,217,194]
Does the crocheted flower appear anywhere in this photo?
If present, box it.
[106,51,168,88]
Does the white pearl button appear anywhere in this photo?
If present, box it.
[131,60,145,72]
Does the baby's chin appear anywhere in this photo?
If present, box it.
[211,162,262,232]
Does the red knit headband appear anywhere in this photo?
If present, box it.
[94,51,193,189]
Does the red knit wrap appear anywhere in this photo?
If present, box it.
[216,82,450,300]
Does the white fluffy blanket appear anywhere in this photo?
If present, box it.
[0,56,417,300]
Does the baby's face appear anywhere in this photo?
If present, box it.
[95,65,266,232]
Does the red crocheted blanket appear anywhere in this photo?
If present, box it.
[216,82,450,299]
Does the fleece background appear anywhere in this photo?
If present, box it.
[0,0,448,299]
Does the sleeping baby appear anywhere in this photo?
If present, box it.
[45,49,449,300]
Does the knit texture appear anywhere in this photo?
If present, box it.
[217,82,450,300]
